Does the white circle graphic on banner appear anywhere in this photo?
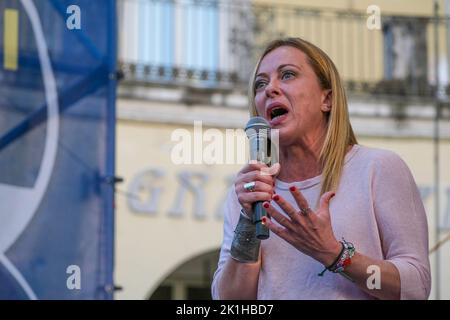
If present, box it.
[0,0,59,299]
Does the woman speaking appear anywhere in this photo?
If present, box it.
[211,38,431,300]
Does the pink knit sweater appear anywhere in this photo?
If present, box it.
[212,144,431,299]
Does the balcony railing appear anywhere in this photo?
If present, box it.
[118,0,450,98]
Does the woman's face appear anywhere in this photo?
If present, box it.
[254,46,331,147]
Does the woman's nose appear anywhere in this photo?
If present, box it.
[265,80,280,98]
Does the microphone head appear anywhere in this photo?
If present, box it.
[245,116,272,163]
[245,116,270,137]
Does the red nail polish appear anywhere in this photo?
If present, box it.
[262,216,267,224]
[289,186,296,192]
[273,194,280,201]
[263,202,269,209]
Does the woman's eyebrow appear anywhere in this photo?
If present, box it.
[255,71,268,78]
[278,63,302,71]
[256,64,302,78]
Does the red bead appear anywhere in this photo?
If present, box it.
[343,258,351,267]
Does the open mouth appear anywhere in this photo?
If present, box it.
[267,105,289,121]
[270,107,288,120]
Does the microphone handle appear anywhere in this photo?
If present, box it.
[253,201,269,240]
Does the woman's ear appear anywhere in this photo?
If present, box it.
[320,89,332,112]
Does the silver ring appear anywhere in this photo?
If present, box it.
[300,207,310,215]
[243,181,256,192]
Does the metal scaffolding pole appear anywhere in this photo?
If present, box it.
[433,0,441,301]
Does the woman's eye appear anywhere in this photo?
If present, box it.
[281,71,295,80]
[255,80,267,90]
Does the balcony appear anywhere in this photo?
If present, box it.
[118,0,450,100]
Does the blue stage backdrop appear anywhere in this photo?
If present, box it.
[0,0,116,299]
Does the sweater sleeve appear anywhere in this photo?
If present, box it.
[211,186,241,300]
[372,151,431,300]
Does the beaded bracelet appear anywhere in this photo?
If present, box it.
[318,238,355,281]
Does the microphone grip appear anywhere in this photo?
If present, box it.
[253,201,269,240]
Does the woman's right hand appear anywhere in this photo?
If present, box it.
[235,162,281,217]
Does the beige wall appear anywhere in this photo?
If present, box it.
[115,121,238,299]
[115,118,450,299]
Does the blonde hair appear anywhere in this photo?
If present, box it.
[248,37,357,196]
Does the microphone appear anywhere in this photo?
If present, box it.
[245,116,271,240]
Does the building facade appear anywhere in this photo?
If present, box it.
[115,0,450,299]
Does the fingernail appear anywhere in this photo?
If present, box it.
[263,202,270,209]
[272,194,280,201]
[262,216,267,224]
[289,185,296,192]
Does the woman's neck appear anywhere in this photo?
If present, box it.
[276,137,324,183]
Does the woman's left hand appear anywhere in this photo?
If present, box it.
[262,186,341,266]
